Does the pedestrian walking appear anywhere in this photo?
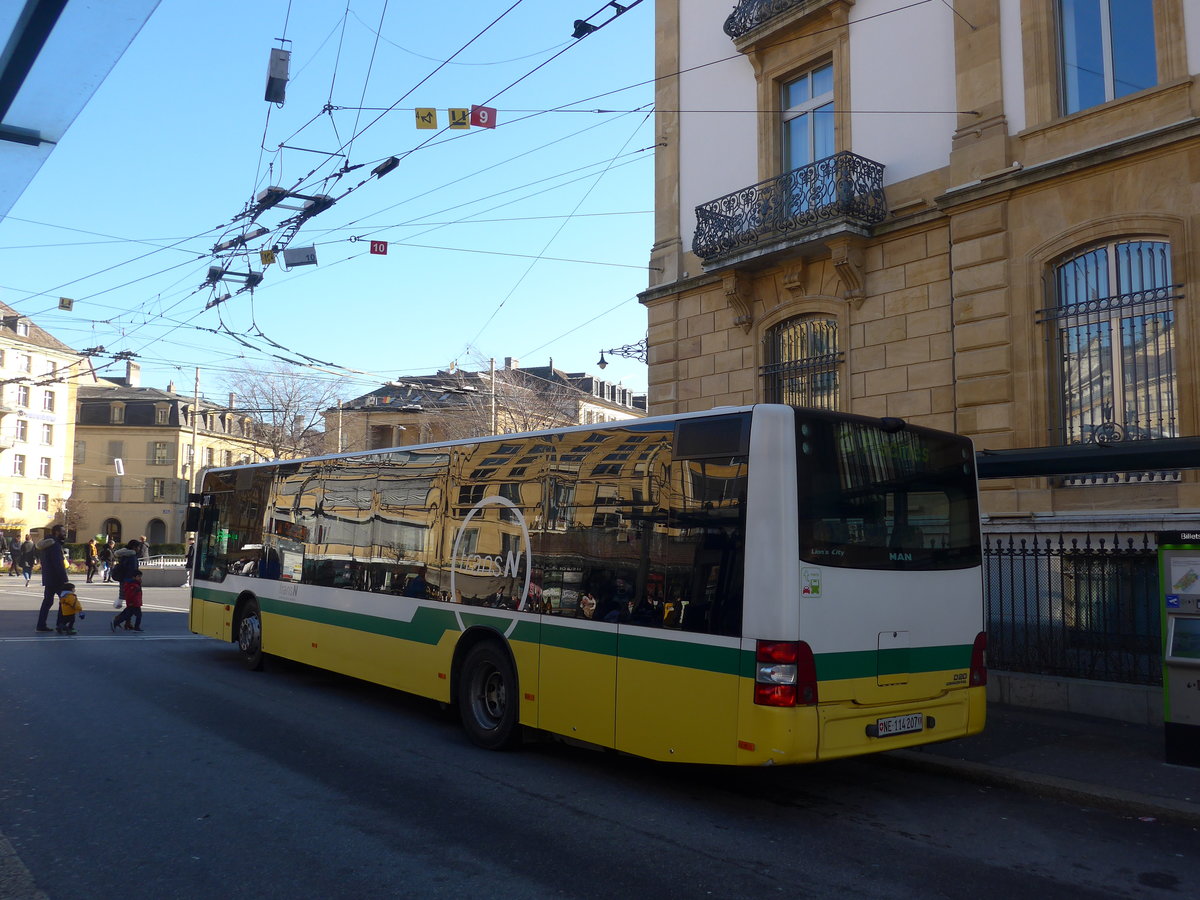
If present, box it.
[136,535,150,561]
[34,524,69,633]
[98,541,113,582]
[111,572,144,632]
[55,583,82,634]
[85,537,99,583]
[184,539,194,588]
[20,534,34,586]
[8,535,20,576]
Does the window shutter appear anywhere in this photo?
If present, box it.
[144,481,155,503]
[107,440,124,464]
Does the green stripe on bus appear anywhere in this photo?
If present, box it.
[815,644,972,681]
[193,587,969,680]
[538,622,620,656]
[616,632,744,676]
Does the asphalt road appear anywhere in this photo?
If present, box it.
[0,582,1196,899]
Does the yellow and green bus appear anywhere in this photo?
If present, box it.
[189,404,985,765]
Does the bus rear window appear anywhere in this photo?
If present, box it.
[795,414,980,570]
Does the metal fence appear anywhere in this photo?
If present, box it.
[984,533,1161,685]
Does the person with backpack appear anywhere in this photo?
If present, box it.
[109,542,142,633]
[109,541,139,590]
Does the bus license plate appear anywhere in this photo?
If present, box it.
[876,713,924,737]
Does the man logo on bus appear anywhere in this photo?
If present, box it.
[449,495,532,638]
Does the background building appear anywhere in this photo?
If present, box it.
[0,302,79,540]
[325,359,646,453]
[642,0,1199,536]
[73,364,273,545]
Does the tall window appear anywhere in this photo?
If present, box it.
[12,492,22,510]
[36,494,48,511]
[42,391,55,412]
[1059,0,1156,115]
[16,385,29,407]
[152,441,171,465]
[41,423,53,445]
[1042,239,1176,446]
[761,316,841,409]
[13,454,25,476]
[15,420,27,442]
[39,457,51,478]
[782,62,834,172]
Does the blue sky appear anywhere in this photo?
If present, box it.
[0,0,655,400]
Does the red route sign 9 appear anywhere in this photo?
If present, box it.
[470,105,497,128]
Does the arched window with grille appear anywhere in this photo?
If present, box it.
[760,316,841,409]
[1040,238,1178,448]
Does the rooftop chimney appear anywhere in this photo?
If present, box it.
[126,361,141,387]
[504,357,519,369]
[228,392,236,410]
[167,380,176,394]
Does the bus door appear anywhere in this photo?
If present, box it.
[533,469,619,750]
[615,420,748,764]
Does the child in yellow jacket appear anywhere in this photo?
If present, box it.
[56,583,82,634]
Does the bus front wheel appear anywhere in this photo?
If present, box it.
[457,642,520,750]
[238,599,264,671]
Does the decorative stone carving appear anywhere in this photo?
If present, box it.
[722,270,754,332]
[781,260,807,298]
[828,236,865,304]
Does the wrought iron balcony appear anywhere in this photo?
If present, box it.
[692,152,887,263]
[725,0,819,40]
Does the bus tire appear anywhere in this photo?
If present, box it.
[237,598,264,671]
[457,641,520,750]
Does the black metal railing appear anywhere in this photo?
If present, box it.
[692,152,886,262]
[984,533,1161,685]
[724,0,814,39]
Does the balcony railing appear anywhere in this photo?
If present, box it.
[724,0,817,40]
[692,151,887,263]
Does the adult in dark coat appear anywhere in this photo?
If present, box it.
[34,524,69,632]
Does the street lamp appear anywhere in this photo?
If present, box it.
[597,338,648,370]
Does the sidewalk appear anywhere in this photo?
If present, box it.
[883,702,1200,826]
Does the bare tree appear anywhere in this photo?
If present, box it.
[420,364,584,442]
[53,497,88,537]
[218,364,345,458]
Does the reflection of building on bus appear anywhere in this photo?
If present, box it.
[191,405,984,766]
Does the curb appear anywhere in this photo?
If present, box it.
[880,749,1200,828]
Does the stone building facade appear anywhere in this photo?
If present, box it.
[641,0,1200,532]
[324,360,646,454]
[73,370,272,546]
[0,303,79,540]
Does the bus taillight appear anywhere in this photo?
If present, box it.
[970,631,987,687]
[754,641,818,707]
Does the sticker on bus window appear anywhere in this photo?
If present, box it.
[801,567,821,598]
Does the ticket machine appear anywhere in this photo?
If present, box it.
[1159,532,1200,767]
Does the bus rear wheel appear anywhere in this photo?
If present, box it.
[457,642,520,750]
[238,599,264,671]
